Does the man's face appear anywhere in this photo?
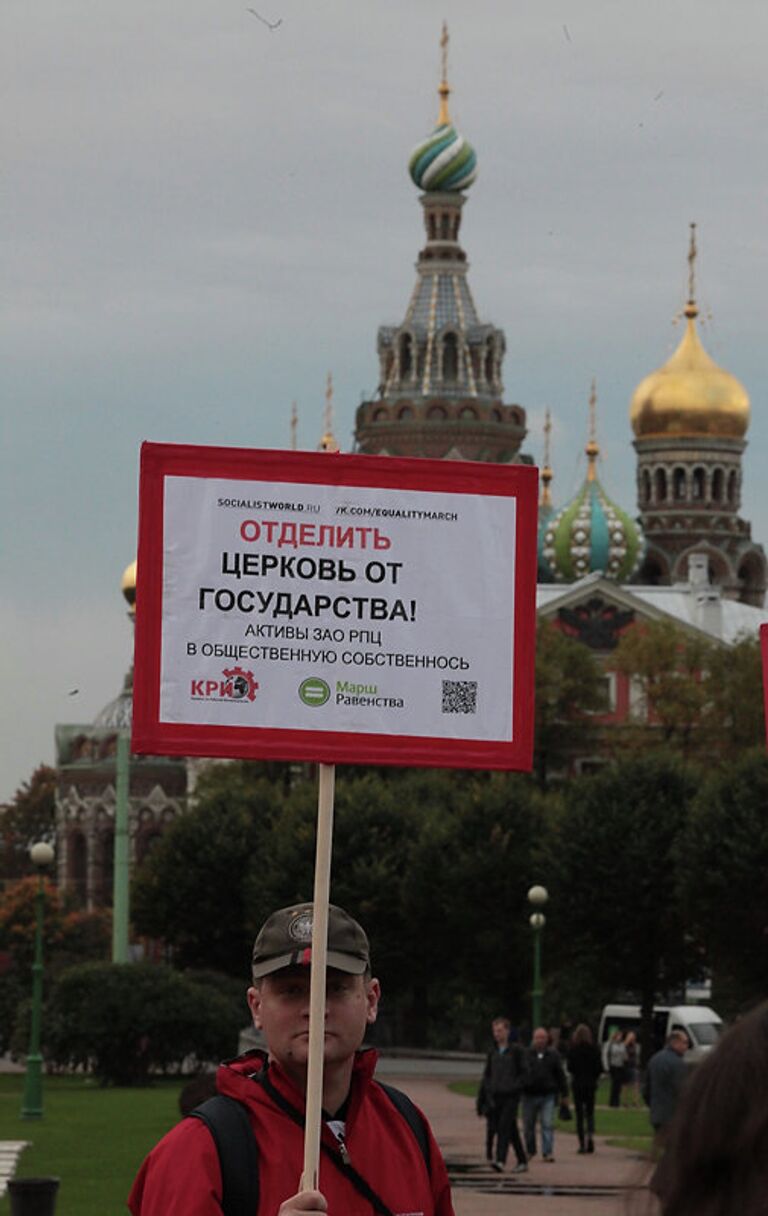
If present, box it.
[492,1020,510,1046]
[247,966,380,1074]
[532,1029,549,1051]
[671,1034,690,1056]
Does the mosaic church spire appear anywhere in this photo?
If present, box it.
[354,28,527,463]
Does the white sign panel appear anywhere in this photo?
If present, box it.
[160,475,516,741]
[132,444,537,770]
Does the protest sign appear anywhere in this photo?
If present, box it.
[131,440,538,1187]
[132,442,538,770]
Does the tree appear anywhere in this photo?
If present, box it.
[0,765,57,880]
[534,620,607,787]
[0,877,110,1053]
[703,634,765,758]
[613,620,715,755]
[678,749,768,1012]
[397,771,542,1044]
[614,621,765,763]
[40,962,243,1084]
[0,877,110,974]
[543,753,698,1062]
[131,763,279,975]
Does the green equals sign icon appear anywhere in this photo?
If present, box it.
[299,677,331,707]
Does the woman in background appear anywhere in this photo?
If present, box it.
[566,1023,602,1154]
[606,1027,627,1108]
[622,1029,641,1107]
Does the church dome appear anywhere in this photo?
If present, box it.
[408,25,477,193]
[630,226,750,440]
[541,478,643,583]
[630,305,749,440]
[541,385,643,582]
[409,122,477,193]
[121,559,136,612]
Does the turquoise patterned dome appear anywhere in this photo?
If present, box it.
[539,386,644,582]
[409,121,478,192]
[540,475,643,582]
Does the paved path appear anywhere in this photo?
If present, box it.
[0,1142,29,1199]
[386,1073,655,1216]
[0,1055,24,1075]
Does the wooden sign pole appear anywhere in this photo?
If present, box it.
[300,761,336,1191]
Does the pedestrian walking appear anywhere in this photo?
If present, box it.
[642,1029,689,1153]
[477,1017,528,1174]
[565,1023,602,1154]
[521,1027,569,1163]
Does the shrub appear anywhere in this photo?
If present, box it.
[42,962,243,1084]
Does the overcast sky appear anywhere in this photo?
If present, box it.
[3,0,768,802]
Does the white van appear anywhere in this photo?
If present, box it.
[598,1003,723,1066]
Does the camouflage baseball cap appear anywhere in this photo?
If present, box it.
[251,903,370,980]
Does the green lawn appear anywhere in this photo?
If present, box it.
[0,1075,183,1216]
[449,1077,653,1152]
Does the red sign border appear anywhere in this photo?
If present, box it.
[761,623,768,745]
[132,442,538,771]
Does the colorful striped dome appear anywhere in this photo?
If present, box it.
[541,477,643,582]
[409,122,478,193]
[540,384,643,582]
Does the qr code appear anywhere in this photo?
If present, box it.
[441,680,478,714]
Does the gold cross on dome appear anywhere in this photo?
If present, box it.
[437,23,451,125]
[687,221,697,305]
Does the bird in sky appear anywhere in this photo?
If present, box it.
[247,8,282,31]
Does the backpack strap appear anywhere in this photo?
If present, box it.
[189,1095,258,1216]
[376,1082,432,1176]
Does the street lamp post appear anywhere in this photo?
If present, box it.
[527,884,549,1032]
[21,841,55,1120]
[112,730,130,964]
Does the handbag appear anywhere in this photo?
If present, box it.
[558,1100,572,1121]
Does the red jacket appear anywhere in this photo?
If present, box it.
[128,1049,454,1216]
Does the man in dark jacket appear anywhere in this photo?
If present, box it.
[521,1027,569,1162]
[477,1017,528,1173]
[643,1029,689,1150]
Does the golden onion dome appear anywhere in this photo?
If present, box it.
[631,225,749,441]
[121,559,137,614]
[630,301,750,440]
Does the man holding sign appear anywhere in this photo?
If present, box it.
[128,903,454,1216]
